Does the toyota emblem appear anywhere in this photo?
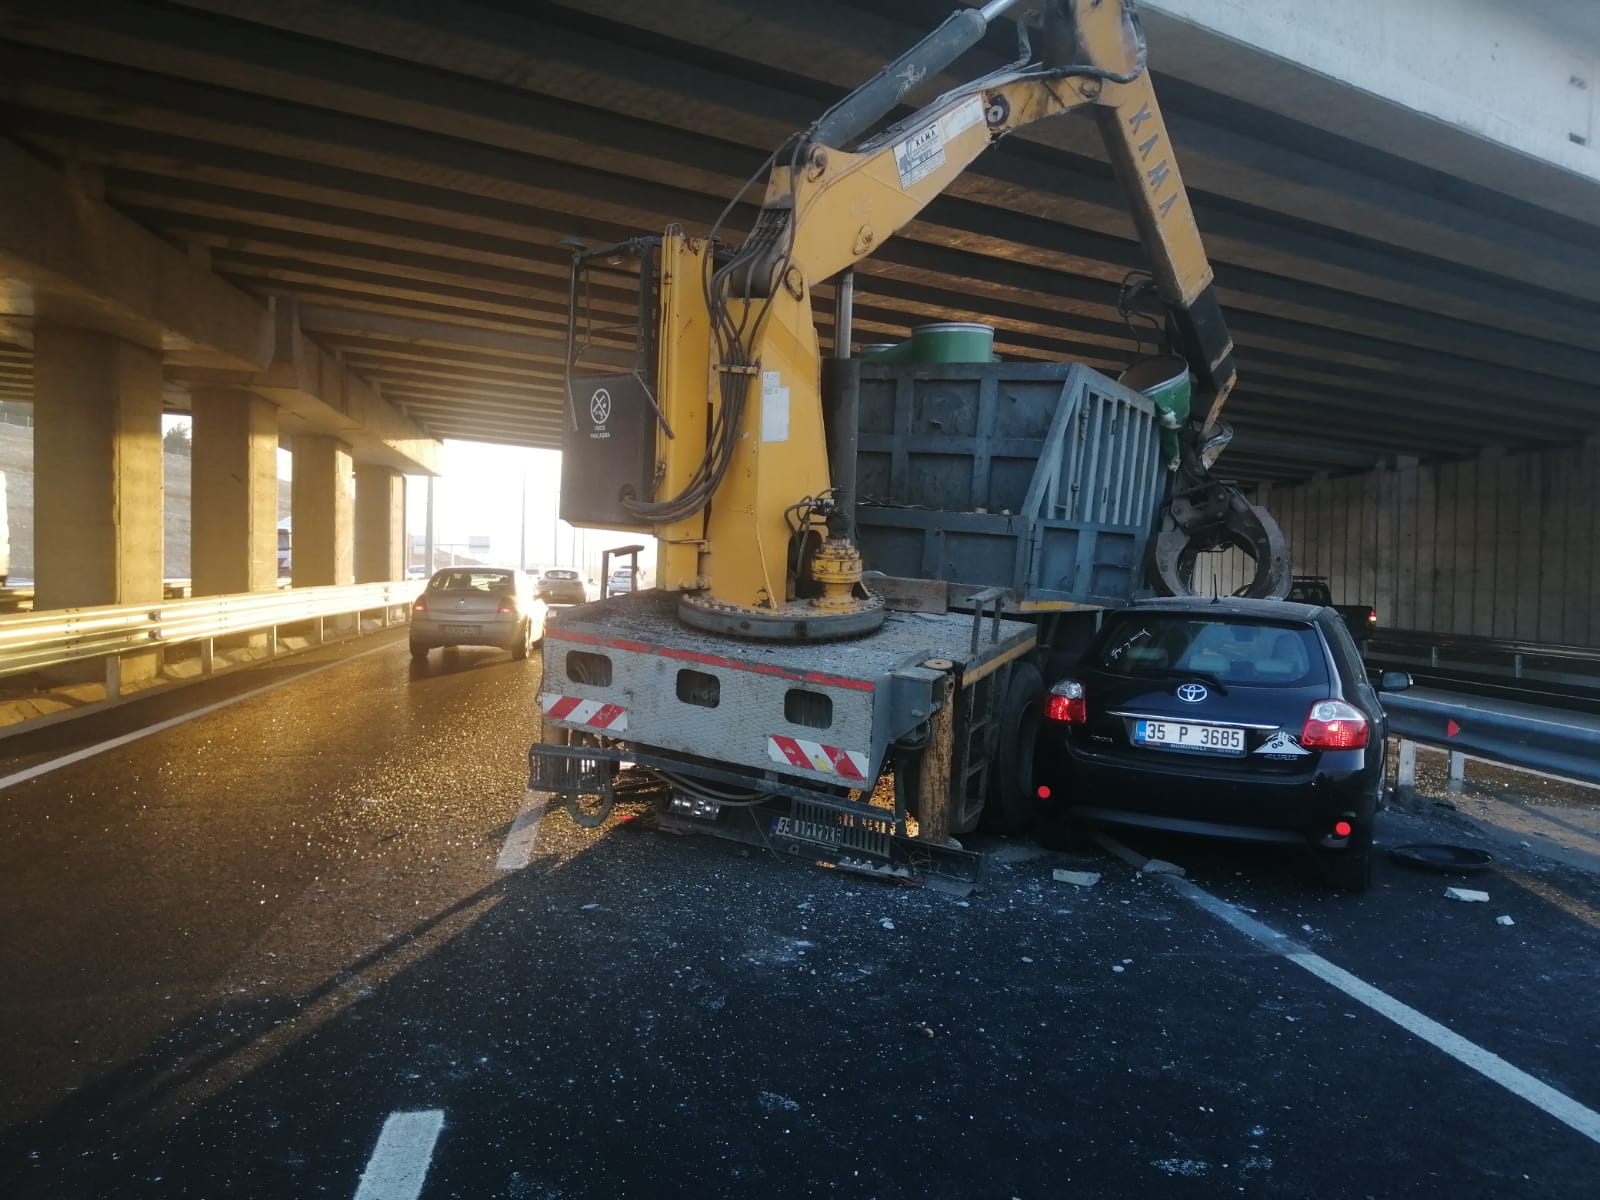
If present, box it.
[1176,683,1209,703]
[589,387,612,426]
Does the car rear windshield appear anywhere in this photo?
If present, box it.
[430,570,514,592]
[1092,613,1328,688]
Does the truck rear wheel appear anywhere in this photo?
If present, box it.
[979,662,1044,835]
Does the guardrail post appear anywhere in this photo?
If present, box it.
[1396,739,1417,797]
[1447,750,1467,792]
[268,625,278,659]
[200,637,215,677]
[105,653,121,700]
[314,616,325,646]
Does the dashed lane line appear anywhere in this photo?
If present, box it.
[1093,828,1600,1149]
[0,642,396,792]
[353,1109,445,1200]
[496,790,549,870]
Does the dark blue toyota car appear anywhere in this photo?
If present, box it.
[1036,596,1408,891]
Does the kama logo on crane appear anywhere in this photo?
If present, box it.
[589,387,611,439]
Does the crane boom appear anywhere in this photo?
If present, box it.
[562,0,1286,639]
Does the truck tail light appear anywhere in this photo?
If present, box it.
[1045,679,1086,724]
[1301,700,1369,749]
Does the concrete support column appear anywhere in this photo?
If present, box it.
[32,326,164,612]
[354,464,404,583]
[190,388,279,596]
[290,434,354,588]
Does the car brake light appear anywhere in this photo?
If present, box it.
[498,601,513,614]
[1045,679,1086,724]
[1368,611,1377,624]
[1334,820,1353,838]
[1301,700,1369,749]
[1037,785,1051,800]
[413,596,427,612]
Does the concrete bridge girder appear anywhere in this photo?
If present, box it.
[0,134,442,609]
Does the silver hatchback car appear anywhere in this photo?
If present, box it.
[410,568,546,661]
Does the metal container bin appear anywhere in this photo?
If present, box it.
[831,360,1166,610]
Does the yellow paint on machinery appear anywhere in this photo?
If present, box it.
[651,231,714,593]
[635,0,1240,619]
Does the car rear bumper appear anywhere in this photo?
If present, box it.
[411,613,522,649]
[1040,738,1376,843]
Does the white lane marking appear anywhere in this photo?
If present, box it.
[496,790,549,870]
[353,1109,445,1200]
[0,641,396,792]
[1169,874,1600,1148]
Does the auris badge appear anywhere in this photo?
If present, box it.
[1176,683,1208,703]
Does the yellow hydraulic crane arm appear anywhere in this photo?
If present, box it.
[627,0,1278,633]
[780,0,1235,422]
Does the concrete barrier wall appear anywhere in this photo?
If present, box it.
[1228,436,1600,647]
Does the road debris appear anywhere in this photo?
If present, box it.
[1052,868,1101,887]
[1444,887,1490,902]
[1140,858,1186,877]
[880,918,895,930]
[1497,914,1515,926]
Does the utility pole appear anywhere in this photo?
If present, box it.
[424,476,436,574]
[519,472,528,570]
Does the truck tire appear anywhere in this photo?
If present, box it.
[979,662,1044,835]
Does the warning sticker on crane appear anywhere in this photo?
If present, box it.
[894,121,944,189]
[894,97,985,190]
[761,370,790,442]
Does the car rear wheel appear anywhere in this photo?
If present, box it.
[409,640,429,661]
[979,662,1044,835]
[511,619,532,660]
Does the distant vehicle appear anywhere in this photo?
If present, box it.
[538,568,588,606]
[1287,576,1376,646]
[410,568,546,661]
[1036,596,1406,892]
[607,565,637,595]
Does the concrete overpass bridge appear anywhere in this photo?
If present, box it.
[0,0,1597,647]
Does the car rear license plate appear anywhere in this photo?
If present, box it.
[443,623,479,635]
[1134,719,1245,755]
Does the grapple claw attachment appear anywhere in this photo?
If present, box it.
[1151,475,1290,599]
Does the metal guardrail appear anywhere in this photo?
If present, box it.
[0,580,419,682]
[1367,628,1600,707]
[1383,686,1600,790]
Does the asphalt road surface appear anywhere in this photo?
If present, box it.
[2,628,1598,1198]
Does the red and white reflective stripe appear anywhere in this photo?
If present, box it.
[767,735,869,781]
[541,693,628,732]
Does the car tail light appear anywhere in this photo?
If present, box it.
[1045,679,1086,724]
[1334,820,1353,838]
[1367,611,1378,624]
[498,601,513,614]
[1037,785,1052,800]
[413,596,427,613]
[1301,700,1369,749]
